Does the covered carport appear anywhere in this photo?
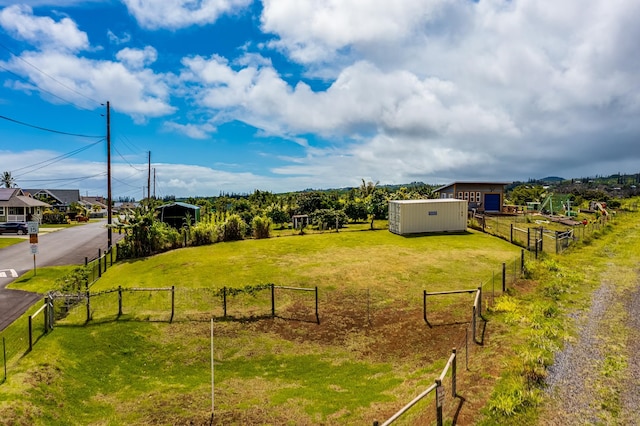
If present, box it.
[156,202,201,229]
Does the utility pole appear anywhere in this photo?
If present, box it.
[106,101,113,249]
[153,168,156,199]
[147,151,151,202]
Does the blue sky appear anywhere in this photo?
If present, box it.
[1,0,639,199]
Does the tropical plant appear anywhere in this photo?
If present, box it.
[2,171,15,188]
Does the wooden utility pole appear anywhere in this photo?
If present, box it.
[106,101,113,249]
[153,168,156,199]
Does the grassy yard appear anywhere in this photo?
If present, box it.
[2,227,524,425]
[0,238,25,249]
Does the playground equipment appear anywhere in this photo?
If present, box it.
[539,194,575,216]
[589,201,608,216]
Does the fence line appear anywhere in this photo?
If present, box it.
[0,249,527,384]
[374,348,458,426]
[472,213,611,254]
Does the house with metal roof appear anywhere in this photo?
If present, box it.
[0,188,51,223]
[434,182,509,213]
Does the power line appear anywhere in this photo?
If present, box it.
[0,41,103,108]
[0,114,104,138]
[113,144,145,172]
[0,63,102,115]
[12,139,104,177]
[19,172,106,183]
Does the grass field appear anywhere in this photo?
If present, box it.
[0,237,24,249]
[1,227,525,425]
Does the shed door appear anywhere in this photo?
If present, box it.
[484,194,501,211]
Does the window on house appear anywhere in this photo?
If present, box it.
[0,207,4,215]
[464,191,469,200]
[476,192,481,202]
[457,192,463,199]
[470,192,475,202]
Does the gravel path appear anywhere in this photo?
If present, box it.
[543,261,640,425]
[544,283,615,425]
[620,282,640,424]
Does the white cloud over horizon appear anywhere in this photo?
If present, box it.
[1,0,639,197]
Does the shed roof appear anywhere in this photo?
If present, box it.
[389,199,466,204]
[434,182,509,192]
[156,202,200,211]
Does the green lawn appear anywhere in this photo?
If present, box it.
[1,227,523,425]
[0,238,25,249]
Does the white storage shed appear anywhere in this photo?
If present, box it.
[388,199,468,235]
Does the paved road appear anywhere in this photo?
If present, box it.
[0,220,123,331]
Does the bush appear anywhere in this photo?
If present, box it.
[222,214,246,241]
[252,216,271,239]
[42,211,67,224]
[310,209,348,230]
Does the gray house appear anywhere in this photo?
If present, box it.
[23,189,81,212]
[0,188,50,223]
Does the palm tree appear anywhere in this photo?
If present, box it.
[2,171,15,188]
[359,179,379,198]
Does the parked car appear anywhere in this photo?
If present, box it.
[0,222,28,235]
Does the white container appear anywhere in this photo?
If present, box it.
[388,199,467,235]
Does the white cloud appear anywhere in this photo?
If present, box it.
[163,121,216,139]
[122,0,252,30]
[0,4,89,52]
[260,0,459,64]
[116,46,158,69]
[107,30,132,45]
[2,50,175,119]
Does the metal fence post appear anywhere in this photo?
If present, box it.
[452,348,457,397]
[86,289,91,322]
[170,285,175,323]
[435,378,444,426]
[44,297,49,333]
[223,287,227,318]
[521,249,525,276]
[502,263,506,293]
[2,337,6,382]
[271,284,275,318]
[555,231,559,254]
[423,290,428,324]
[28,315,33,352]
[98,249,102,278]
[118,286,122,317]
[510,223,513,243]
[315,286,319,324]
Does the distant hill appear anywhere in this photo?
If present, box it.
[539,176,565,183]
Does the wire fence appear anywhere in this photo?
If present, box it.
[471,213,612,254]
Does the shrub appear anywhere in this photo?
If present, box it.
[42,211,67,224]
[252,216,271,239]
[222,214,246,241]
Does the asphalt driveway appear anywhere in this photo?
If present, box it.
[0,220,124,331]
